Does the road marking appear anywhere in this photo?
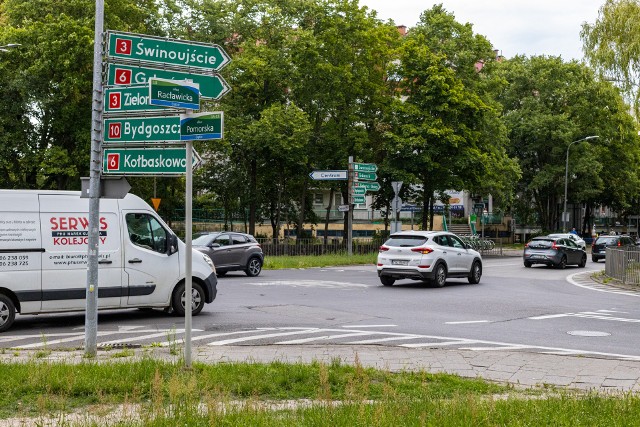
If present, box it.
[207,328,320,346]
[155,329,263,347]
[249,280,371,289]
[529,309,640,323]
[346,335,424,344]
[99,330,186,347]
[567,272,640,297]
[402,340,477,348]
[19,332,114,349]
[276,332,372,344]
[445,320,490,324]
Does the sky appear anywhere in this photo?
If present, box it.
[359,0,604,61]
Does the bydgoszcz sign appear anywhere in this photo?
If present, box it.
[107,31,231,71]
[103,116,181,143]
[180,111,223,140]
[354,181,380,192]
[149,78,200,110]
[107,63,231,100]
[103,147,201,175]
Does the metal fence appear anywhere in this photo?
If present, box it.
[256,238,383,256]
[605,247,640,284]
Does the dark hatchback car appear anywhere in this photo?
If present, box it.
[523,236,587,269]
[591,235,637,262]
[193,232,264,277]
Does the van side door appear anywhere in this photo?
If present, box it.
[123,212,180,307]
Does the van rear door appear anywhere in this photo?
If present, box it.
[39,195,123,311]
[122,211,180,307]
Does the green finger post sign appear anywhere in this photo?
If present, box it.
[103,147,201,175]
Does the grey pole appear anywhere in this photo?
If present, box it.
[85,0,104,357]
[185,124,193,368]
[563,136,599,232]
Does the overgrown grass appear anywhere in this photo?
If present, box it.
[263,253,377,269]
[2,358,640,426]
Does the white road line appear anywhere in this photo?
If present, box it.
[207,329,320,346]
[573,313,640,322]
[529,313,573,320]
[341,325,397,328]
[155,330,266,347]
[346,335,424,344]
[99,330,186,347]
[567,272,640,297]
[19,332,116,349]
[276,332,372,345]
[445,320,490,325]
[401,340,476,348]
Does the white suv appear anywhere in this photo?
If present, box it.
[377,231,482,287]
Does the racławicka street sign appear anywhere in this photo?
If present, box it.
[107,31,231,71]
[149,78,200,110]
[180,112,223,140]
[107,63,231,100]
[103,147,201,175]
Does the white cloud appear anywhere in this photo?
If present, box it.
[359,0,604,60]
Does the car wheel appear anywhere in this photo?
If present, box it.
[579,254,587,268]
[468,261,482,284]
[171,281,205,316]
[524,261,532,268]
[432,263,447,288]
[380,276,395,286]
[556,256,567,269]
[245,257,263,277]
[0,294,16,333]
[592,256,598,263]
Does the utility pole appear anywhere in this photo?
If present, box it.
[347,156,353,256]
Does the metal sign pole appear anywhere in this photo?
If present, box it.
[348,156,353,256]
[185,120,193,367]
[85,0,104,357]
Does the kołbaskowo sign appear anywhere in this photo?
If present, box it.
[107,31,231,71]
[180,112,223,140]
[103,116,181,143]
[107,63,230,100]
[103,147,201,175]
[149,78,200,110]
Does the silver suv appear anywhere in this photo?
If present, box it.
[193,232,264,277]
[377,231,482,287]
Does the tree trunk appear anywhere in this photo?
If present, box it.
[296,181,307,243]
[249,159,257,235]
[324,187,334,248]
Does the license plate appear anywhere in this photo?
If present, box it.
[392,260,409,266]
[531,255,544,259]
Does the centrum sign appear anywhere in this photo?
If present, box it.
[180,112,223,140]
[103,147,201,175]
[149,78,200,110]
[103,116,181,143]
[107,63,231,100]
[107,31,231,71]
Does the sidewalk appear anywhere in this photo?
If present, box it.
[2,344,639,394]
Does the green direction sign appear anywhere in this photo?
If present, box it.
[352,162,377,172]
[107,31,230,71]
[354,171,377,181]
[352,187,366,196]
[103,116,180,143]
[180,111,223,140]
[103,147,201,175]
[355,181,380,192]
[105,85,170,113]
[352,195,366,204]
[149,78,200,110]
[107,63,231,100]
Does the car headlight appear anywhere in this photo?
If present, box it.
[202,253,216,273]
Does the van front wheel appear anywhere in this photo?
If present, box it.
[0,294,16,333]
[171,282,205,316]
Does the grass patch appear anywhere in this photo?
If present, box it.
[263,253,376,269]
[2,359,640,425]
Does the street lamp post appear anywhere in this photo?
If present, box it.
[563,135,599,232]
[0,43,21,52]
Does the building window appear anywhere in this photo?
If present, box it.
[314,193,324,205]
[334,193,342,207]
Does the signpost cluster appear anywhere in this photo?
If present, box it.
[86,26,230,365]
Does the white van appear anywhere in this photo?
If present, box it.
[0,190,217,332]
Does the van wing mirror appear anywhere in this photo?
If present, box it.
[168,234,179,255]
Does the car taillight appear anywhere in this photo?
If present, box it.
[411,247,434,255]
[552,243,558,250]
[525,243,529,248]
[618,241,621,246]
[379,245,389,252]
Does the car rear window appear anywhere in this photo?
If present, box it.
[595,237,617,245]
[528,239,553,248]
[384,235,429,247]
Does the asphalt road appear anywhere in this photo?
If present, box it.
[3,257,640,360]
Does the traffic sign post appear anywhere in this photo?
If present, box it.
[105,85,174,113]
[352,186,366,195]
[103,116,181,143]
[309,170,348,180]
[180,111,223,140]
[352,195,366,204]
[102,147,201,175]
[107,63,231,100]
[354,181,381,192]
[107,31,231,71]
[149,78,200,110]
[351,162,377,172]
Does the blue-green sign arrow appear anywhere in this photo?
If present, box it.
[107,63,231,100]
